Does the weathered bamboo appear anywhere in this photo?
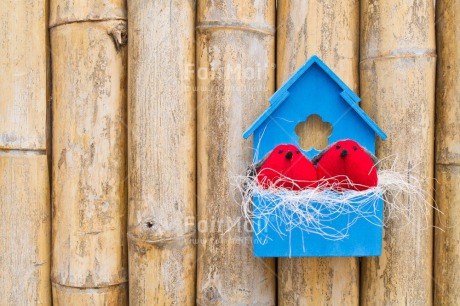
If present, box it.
[196,1,276,304]
[49,0,125,27]
[434,0,460,304]
[50,0,128,303]
[0,0,50,304]
[360,1,436,305]
[0,0,47,150]
[276,1,360,305]
[52,283,127,305]
[0,155,50,305]
[277,0,360,90]
[127,1,196,305]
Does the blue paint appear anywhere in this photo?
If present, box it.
[243,55,387,257]
[243,55,387,144]
[252,192,383,257]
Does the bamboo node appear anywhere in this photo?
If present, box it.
[196,21,275,35]
[360,49,437,64]
[127,230,196,248]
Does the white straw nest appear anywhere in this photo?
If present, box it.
[233,159,438,241]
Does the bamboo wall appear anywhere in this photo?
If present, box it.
[0,0,459,305]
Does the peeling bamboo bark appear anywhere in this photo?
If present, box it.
[127,1,196,305]
[360,1,436,305]
[0,1,50,304]
[434,0,460,304]
[276,1,360,305]
[50,1,128,303]
[196,1,276,305]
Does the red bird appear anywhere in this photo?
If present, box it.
[313,139,379,191]
[254,144,317,190]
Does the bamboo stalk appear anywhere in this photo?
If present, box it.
[0,0,47,150]
[276,1,360,305]
[50,1,128,303]
[0,0,50,304]
[360,1,436,305]
[127,1,196,305]
[434,0,460,304]
[196,1,276,304]
[277,0,359,90]
[0,155,50,305]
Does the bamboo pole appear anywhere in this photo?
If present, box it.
[0,156,50,305]
[0,0,50,304]
[276,1,360,305]
[50,0,128,303]
[360,1,436,305]
[434,0,460,304]
[127,1,196,305]
[0,0,47,150]
[196,1,276,304]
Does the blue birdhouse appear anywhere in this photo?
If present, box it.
[243,55,387,257]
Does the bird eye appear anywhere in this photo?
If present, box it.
[278,149,283,154]
[296,150,300,154]
[336,145,341,149]
[353,146,357,151]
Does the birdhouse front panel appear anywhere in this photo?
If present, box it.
[252,192,383,257]
[243,55,387,257]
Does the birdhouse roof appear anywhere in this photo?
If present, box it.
[243,55,387,140]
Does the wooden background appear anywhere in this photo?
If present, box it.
[0,0,458,305]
